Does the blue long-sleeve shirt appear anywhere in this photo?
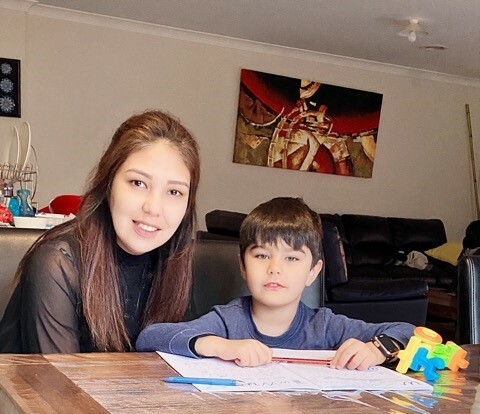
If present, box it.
[136,297,414,357]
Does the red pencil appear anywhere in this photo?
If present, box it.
[271,356,332,365]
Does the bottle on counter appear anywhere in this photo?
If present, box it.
[6,196,20,217]
[17,189,35,217]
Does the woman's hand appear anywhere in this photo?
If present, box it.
[330,338,386,370]
[195,336,272,366]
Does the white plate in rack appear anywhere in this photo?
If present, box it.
[0,125,20,165]
[15,121,32,173]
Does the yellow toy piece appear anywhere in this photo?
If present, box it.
[396,336,433,374]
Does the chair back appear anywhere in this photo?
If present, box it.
[185,238,324,320]
[49,194,82,215]
[457,254,480,344]
[0,228,44,318]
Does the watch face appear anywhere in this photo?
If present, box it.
[373,334,399,360]
[376,334,398,354]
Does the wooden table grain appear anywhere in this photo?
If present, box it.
[0,346,479,413]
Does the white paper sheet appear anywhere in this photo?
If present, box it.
[158,350,433,393]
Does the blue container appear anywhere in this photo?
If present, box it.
[17,189,35,217]
[7,196,20,216]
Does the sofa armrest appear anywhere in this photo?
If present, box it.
[322,221,348,288]
[457,254,480,344]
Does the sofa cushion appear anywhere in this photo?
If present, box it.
[342,214,394,265]
[326,297,428,325]
[347,263,456,289]
[388,217,447,253]
[329,278,427,303]
[347,264,436,284]
[425,241,462,266]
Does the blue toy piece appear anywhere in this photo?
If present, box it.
[410,347,446,381]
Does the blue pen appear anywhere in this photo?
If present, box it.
[164,376,243,386]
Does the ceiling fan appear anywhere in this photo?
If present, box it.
[398,19,428,43]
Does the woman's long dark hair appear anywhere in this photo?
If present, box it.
[13,110,200,351]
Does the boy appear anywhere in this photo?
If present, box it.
[136,197,414,370]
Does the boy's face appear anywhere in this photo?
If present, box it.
[240,238,323,310]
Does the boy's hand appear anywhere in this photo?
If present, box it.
[330,338,386,370]
[195,336,272,367]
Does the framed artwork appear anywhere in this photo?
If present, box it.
[233,69,383,178]
[0,58,21,118]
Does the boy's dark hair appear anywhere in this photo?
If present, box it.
[239,197,323,268]
[463,220,480,249]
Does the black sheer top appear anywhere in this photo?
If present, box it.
[0,232,156,353]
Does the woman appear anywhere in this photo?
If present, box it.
[0,110,200,353]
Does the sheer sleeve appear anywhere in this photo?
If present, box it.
[20,240,82,353]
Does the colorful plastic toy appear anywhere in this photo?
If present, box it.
[396,327,439,374]
[396,326,469,382]
[410,347,445,381]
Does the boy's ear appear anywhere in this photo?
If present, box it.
[306,259,323,286]
[238,254,247,280]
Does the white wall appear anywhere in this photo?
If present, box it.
[2,5,480,240]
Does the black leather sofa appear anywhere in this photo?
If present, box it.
[204,209,455,289]
[200,209,443,325]
[321,213,455,289]
[457,253,480,344]
[320,221,427,325]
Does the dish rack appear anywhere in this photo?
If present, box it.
[0,159,37,198]
[0,122,38,199]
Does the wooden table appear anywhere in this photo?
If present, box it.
[0,346,479,413]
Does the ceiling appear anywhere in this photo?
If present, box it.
[32,0,480,80]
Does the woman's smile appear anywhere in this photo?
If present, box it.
[133,220,160,236]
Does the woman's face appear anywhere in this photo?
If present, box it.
[109,140,191,255]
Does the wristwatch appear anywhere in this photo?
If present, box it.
[370,334,400,362]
